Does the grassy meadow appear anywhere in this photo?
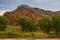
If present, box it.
[0,25,47,38]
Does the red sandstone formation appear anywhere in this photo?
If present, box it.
[3,5,48,25]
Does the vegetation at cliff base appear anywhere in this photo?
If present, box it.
[0,16,8,31]
[0,15,60,38]
[17,18,37,32]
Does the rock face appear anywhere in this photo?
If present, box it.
[3,5,56,25]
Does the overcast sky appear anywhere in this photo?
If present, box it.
[0,0,60,15]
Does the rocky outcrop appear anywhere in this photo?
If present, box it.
[3,5,54,25]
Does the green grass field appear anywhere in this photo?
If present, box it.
[0,25,48,38]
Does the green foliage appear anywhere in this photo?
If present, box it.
[0,16,8,31]
[52,15,60,37]
[38,17,51,34]
[17,18,36,32]
[38,15,60,37]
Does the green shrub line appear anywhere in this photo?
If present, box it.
[0,16,60,38]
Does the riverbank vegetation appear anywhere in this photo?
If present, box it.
[0,15,60,38]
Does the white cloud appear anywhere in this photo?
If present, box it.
[0,10,12,16]
[0,0,60,12]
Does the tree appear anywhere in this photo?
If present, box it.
[38,17,51,34]
[17,18,36,32]
[38,15,60,37]
[52,15,60,37]
[0,16,8,31]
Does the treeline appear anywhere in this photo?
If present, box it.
[0,15,60,37]
[38,15,60,37]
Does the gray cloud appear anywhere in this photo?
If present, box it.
[0,0,60,11]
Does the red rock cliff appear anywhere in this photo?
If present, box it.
[3,5,48,25]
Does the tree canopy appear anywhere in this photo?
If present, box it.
[17,18,36,32]
[0,16,8,31]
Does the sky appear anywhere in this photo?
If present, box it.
[0,0,60,15]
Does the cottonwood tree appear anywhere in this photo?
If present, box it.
[52,15,60,37]
[0,16,8,31]
[17,18,36,32]
[38,17,51,34]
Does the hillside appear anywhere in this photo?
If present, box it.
[3,5,60,25]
